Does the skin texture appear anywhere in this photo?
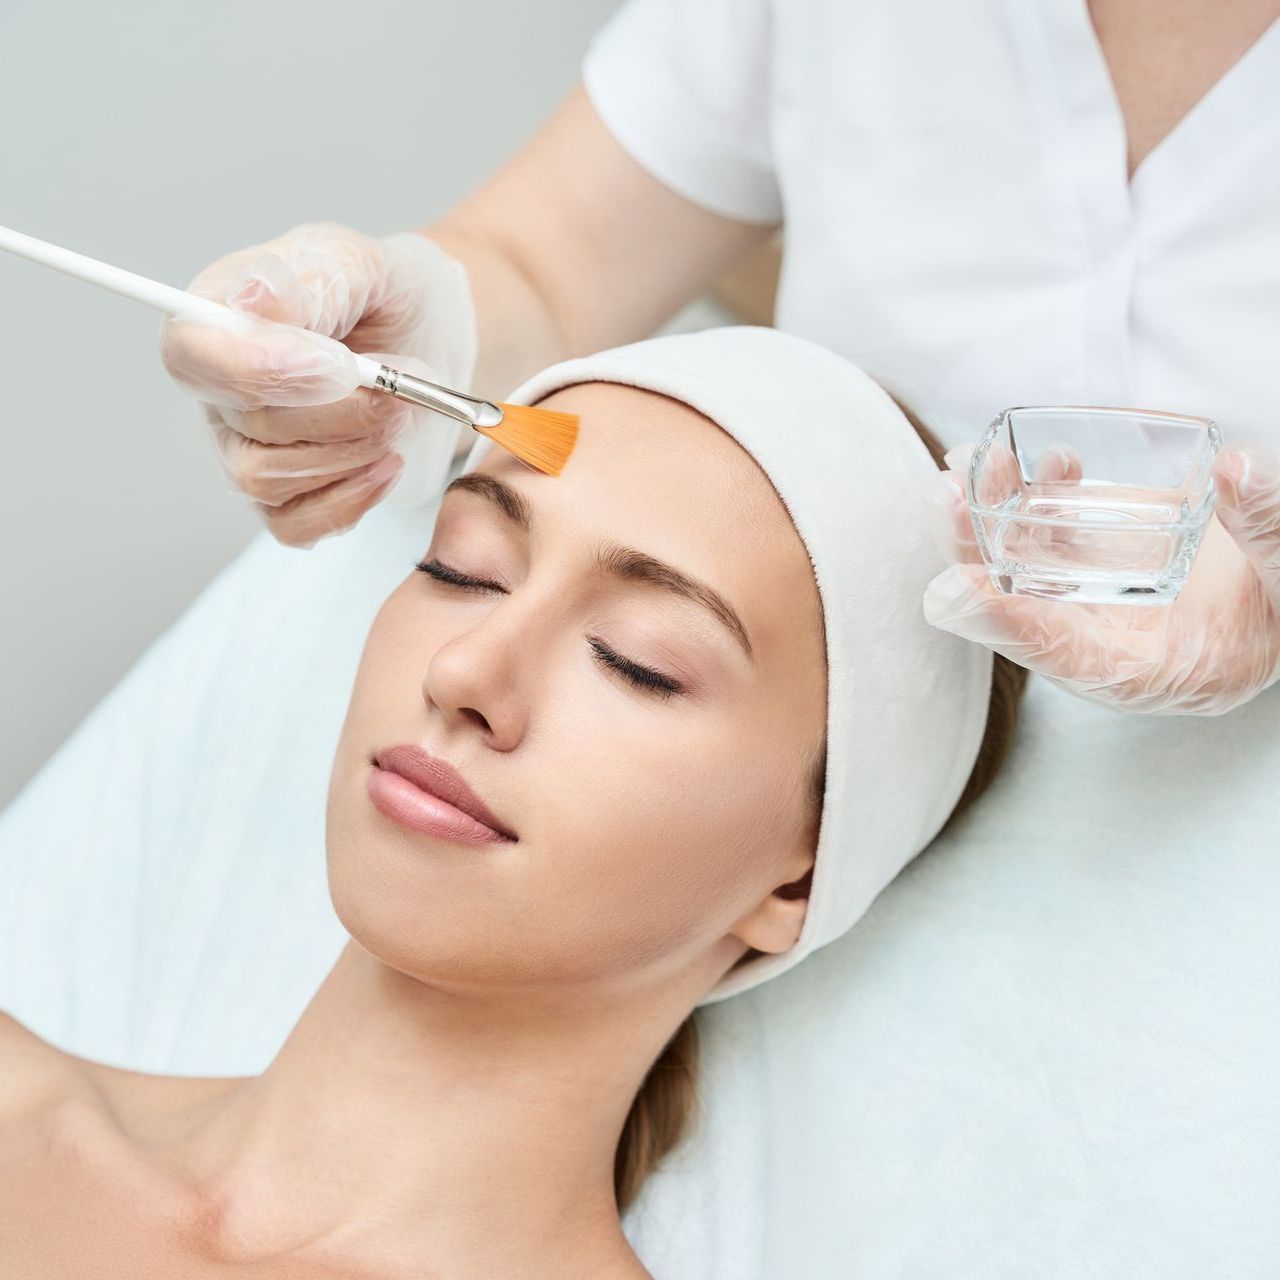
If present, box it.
[0,382,826,1279]
[1086,0,1280,180]
[5,5,1276,1268]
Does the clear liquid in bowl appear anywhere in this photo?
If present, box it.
[972,481,1209,605]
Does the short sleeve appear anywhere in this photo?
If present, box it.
[581,0,782,224]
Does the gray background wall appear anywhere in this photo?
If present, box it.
[0,0,620,810]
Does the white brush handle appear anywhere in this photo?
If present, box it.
[0,221,501,511]
[0,221,390,390]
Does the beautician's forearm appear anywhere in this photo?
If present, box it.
[423,224,572,400]
[423,85,774,398]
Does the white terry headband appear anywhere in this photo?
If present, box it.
[460,326,992,1004]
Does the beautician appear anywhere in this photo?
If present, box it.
[161,0,1280,717]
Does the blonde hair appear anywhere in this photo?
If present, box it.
[612,401,1027,1215]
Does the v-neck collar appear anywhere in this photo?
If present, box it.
[1007,0,1280,401]
[1060,0,1280,223]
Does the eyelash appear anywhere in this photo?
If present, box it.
[414,558,683,700]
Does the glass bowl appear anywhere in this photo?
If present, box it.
[967,406,1221,606]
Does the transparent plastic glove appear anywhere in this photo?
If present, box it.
[922,441,1280,715]
[159,222,477,549]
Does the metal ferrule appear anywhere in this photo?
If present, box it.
[373,364,504,430]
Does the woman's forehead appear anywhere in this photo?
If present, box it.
[469,380,823,654]
[536,381,719,448]
[486,382,783,532]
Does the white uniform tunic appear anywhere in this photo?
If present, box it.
[582,0,1280,448]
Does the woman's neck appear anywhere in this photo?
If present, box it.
[167,938,683,1278]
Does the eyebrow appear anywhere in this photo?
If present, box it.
[442,473,755,663]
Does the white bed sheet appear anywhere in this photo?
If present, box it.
[2,459,1277,1278]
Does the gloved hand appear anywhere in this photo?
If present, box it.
[159,222,477,549]
[922,440,1280,715]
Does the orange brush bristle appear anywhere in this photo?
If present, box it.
[475,403,580,477]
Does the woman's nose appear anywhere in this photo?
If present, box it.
[421,595,541,748]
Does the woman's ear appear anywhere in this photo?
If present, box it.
[729,851,815,955]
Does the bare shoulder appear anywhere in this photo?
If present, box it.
[0,1010,81,1118]
[0,1014,210,1277]
[0,1009,243,1125]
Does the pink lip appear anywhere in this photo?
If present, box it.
[367,745,517,845]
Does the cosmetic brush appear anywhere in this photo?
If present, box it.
[0,223,579,478]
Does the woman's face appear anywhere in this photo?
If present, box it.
[326,382,827,1002]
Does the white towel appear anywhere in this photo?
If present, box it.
[471,326,991,1002]
[2,349,1277,1277]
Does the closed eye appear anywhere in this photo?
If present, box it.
[414,558,683,699]
[416,556,497,596]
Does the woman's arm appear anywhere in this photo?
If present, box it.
[426,85,777,398]
[160,85,777,547]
